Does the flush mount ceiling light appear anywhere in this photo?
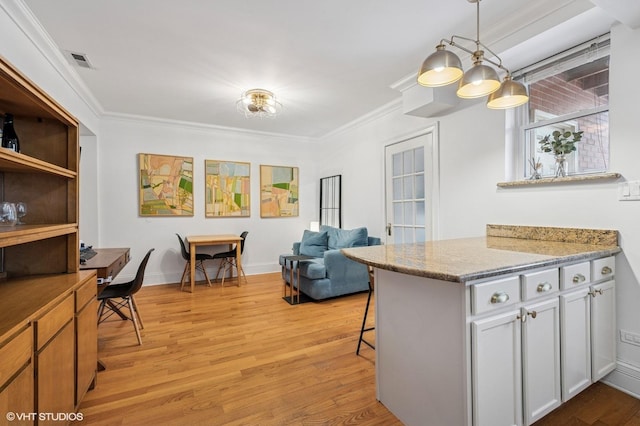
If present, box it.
[236,89,283,118]
[417,0,529,109]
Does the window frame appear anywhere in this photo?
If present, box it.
[508,34,610,181]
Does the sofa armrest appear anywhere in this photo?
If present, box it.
[324,249,368,281]
[292,242,301,255]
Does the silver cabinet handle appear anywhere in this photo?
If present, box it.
[491,292,509,304]
[537,282,552,293]
[527,310,537,319]
[589,288,604,297]
[572,273,586,283]
[601,266,613,275]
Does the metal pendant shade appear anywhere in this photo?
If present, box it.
[416,0,528,109]
[456,60,501,99]
[417,45,464,87]
[487,76,529,109]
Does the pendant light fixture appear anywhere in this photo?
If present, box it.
[417,0,528,109]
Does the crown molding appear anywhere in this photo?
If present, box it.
[101,111,316,143]
[2,0,105,119]
[320,98,403,141]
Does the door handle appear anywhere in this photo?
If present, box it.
[386,223,392,236]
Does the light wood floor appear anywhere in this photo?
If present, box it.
[80,272,639,425]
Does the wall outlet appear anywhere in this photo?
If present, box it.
[620,329,640,346]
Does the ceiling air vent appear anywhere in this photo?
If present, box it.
[66,51,94,69]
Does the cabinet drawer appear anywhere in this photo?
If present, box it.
[561,262,591,290]
[472,276,520,314]
[76,277,97,312]
[523,268,558,300]
[35,294,74,350]
[592,257,615,282]
[0,326,32,387]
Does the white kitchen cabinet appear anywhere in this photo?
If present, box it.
[560,286,592,401]
[522,298,561,425]
[560,257,616,403]
[472,292,561,426]
[591,279,616,381]
[472,309,522,426]
[373,253,617,426]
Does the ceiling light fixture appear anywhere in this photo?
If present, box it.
[417,0,528,109]
[236,89,283,118]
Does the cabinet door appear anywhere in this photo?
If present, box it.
[472,309,522,426]
[76,298,97,406]
[37,321,75,424]
[522,298,561,425]
[591,280,616,381]
[560,287,591,402]
[0,362,34,425]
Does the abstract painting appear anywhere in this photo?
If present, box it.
[139,153,194,216]
[205,160,251,217]
[260,165,299,217]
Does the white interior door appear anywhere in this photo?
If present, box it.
[384,128,438,244]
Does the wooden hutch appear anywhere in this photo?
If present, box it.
[0,56,97,424]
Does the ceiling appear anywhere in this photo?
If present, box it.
[19,0,627,139]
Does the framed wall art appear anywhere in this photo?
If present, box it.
[260,165,299,217]
[138,153,194,216]
[205,160,251,217]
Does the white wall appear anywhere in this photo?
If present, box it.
[97,117,323,285]
[319,23,640,396]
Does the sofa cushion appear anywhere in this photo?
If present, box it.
[299,230,329,257]
[321,225,368,250]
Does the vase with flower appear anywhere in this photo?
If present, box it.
[538,130,583,177]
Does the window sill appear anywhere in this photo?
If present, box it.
[497,172,622,188]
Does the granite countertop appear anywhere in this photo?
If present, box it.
[341,225,621,283]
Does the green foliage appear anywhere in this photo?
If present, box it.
[538,130,584,156]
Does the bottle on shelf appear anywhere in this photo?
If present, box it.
[1,113,20,153]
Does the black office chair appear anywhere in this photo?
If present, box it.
[97,248,154,346]
[356,267,375,355]
[213,231,248,286]
[177,233,214,291]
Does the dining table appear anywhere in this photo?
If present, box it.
[185,234,244,293]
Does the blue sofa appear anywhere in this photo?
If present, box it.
[279,225,381,300]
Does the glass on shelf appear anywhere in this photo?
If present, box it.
[0,202,17,226]
[15,201,26,224]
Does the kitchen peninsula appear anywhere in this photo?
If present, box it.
[342,225,620,426]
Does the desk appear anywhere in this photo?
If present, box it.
[80,248,130,293]
[78,247,130,372]
[186,234,243,293]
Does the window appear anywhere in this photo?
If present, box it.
[513,34,610,179]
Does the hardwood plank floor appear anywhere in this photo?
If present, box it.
[79,272,638,425]
[80,273,393,425]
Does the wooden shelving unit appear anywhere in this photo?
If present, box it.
[0,55,96,418]
[0,55,79,276]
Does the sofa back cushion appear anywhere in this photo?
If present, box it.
[321,225,368,250]
[299,230,329,257]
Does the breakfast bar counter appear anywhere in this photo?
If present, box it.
[341,225,621,426]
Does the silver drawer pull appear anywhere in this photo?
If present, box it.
[537,282,552,293]
[572,273,586,284]
[589,288,604,297]
[491,292,509,304]
[601,266,613,275]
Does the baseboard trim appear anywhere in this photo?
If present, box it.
[602,360,640,399]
